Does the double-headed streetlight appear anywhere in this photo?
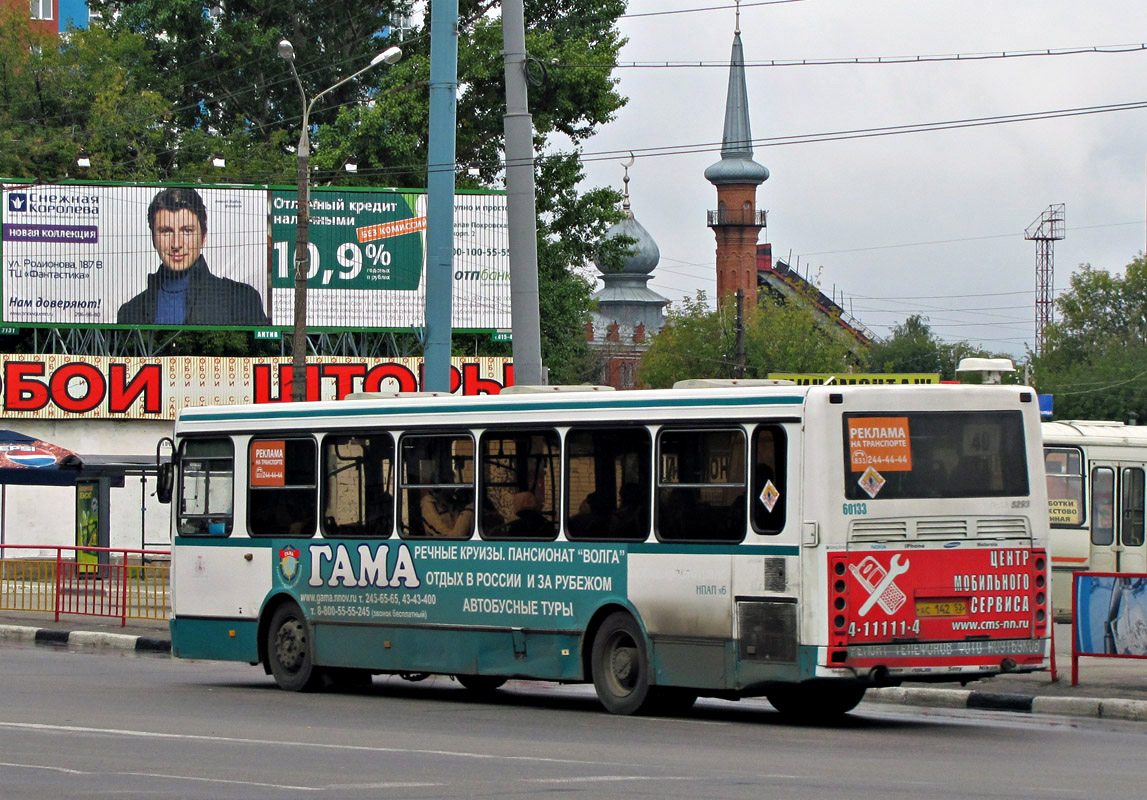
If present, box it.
[278,39,402,402]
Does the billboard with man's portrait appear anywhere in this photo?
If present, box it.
[1,185,268,327]
[0,182,511,332]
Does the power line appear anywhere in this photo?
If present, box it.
[620,0,806,19]
[1058,368,1147,395]
[593,42,1147,70]
[577,99,1147,165]
[848,289,1035,300]
[795,221,1144,257]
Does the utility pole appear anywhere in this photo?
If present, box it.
[423,0,460,392]
[734,289,745,378]
[501,0,544,386]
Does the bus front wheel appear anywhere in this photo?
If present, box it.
[591,612,654,715]
[266,603,323,692]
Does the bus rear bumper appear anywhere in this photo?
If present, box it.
[809,639,1049,683]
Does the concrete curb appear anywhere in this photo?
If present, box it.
[868,686,1147,721]
[0,623,171,654]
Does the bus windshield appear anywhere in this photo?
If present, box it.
[843,410,1029,500]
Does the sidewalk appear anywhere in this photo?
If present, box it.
[0,610,170,653]
[864,623,1147,720]
[1,613,1144,720]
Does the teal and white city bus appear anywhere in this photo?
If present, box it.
[163,381,1051,717]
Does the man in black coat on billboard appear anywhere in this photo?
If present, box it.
[117,187,270,326]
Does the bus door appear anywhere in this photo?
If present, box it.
[1089,464,1147,574]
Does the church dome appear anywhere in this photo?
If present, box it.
[595,214,660,276]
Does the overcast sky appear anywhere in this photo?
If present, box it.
[577,0,1147,360]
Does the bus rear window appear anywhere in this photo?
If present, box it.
[843,411,1028,500]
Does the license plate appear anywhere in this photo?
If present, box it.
[915,600,967,617]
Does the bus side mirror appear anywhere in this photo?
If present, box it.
[156,462,174,504]
[156,436,175,504]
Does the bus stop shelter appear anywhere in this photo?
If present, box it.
[0,429,167,550]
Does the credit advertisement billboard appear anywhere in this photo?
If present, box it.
[268,188,510,330]
[1,182,511,332]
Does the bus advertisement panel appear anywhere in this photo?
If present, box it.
[831,549,1044,664]
[283,541,626,640]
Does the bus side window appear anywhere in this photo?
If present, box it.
[480,430,559,541]
[656,428,746,543]
[751,425,786,535]
[1092,467,1115,546]
[1044,447,1084,527]
[248,438,318,538]
[178,438,234,537]
[398,434,475,539]
[322,433,394,538]
[565,427,651,542]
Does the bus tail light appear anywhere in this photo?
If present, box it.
[829,554,849,648]
[1032,548,1048,634]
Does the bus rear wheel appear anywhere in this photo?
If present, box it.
[266,603,323,692]
[456,675,508,693]
[591,612,655,715]
[766,682,866,719]
[648,688,698,716]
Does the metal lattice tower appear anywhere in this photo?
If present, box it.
[1024,204,1065,355]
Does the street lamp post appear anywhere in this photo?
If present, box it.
[278,39,402,402]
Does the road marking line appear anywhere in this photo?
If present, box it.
[0,761,323,791]
[0,721,628,767]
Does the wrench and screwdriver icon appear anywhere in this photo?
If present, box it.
[851,554,911,617]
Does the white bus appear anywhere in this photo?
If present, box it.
[161,382,1051,718]
[1042,420,1147,619]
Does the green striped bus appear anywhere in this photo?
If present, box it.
[163,381,1051,717]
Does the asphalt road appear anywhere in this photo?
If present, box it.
[1,642,1145,799]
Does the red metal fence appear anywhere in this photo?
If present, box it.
[0,545,170,626]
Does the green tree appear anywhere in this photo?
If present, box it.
[638,293,859,389]
[866,314,1006,381]
[86,0,406,154]
[0,14,171,182]
[866,315,946,375]
[1032,256,1147,420]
